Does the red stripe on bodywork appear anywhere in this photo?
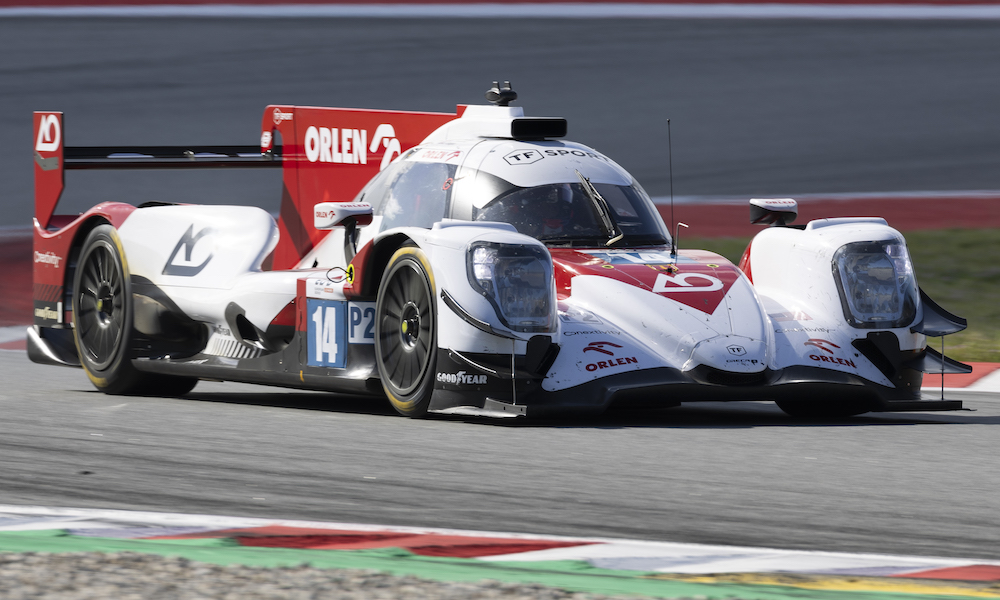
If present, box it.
[550,248,740,314]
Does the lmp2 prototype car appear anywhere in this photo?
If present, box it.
[29,83,971,418]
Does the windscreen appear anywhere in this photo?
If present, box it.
[472,180,669,247]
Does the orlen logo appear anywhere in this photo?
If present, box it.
[303,123,400,171]
[370,124,401,171]
[35,114,61,153]
[583,341,638,372]
[436,371,488,385]
[583,340,622,356]
[805,338,856,368]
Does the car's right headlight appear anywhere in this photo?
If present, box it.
[832,238,918,329]
[467,242,555,332]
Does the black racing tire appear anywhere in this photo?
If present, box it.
[775,397,873,418]
[374,247,437,417]
[72,225,197,396]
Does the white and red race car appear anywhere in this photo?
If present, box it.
[28,83,970,418]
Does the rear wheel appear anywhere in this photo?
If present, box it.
[374,247,437,417]
[73,225,197,396]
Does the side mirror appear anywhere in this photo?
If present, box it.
[750,198,797,227]
[314,202,373,230]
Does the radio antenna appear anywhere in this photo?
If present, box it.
[668,118,675,235]
[668,119,687,257]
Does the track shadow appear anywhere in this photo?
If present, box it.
[132,386,1000,429]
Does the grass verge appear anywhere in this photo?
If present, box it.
[685,228,1000,363]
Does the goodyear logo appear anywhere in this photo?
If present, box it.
[436,371,488,385]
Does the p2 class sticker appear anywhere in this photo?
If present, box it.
[306,299,347,368]
[347,302,376,345]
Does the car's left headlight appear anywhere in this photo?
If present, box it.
[832,238,918,328]
[467,242,555,332]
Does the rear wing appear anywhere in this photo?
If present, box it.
[33,104,461,269]
[33,112,279,231]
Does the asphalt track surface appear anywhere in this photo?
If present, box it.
[3,16,1000,566]
[3,18,1000,227]
[2,349,999,563]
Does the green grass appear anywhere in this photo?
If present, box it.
[684,229,1000,363]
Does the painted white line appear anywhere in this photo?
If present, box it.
[1,504,997,577]
[968,369,1000,393]
[4,3,1000,19]
[0,326,27,345]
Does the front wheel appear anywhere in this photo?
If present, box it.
[72,225,197,396]
[374,247,437,417]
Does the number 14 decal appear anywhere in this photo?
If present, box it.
[306,300,376,368]
[308,299,345,368]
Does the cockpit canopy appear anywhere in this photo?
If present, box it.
[356,141,671,248]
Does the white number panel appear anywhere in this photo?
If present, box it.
[348,302,376,344]
[307,299,346,368]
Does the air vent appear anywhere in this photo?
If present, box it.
[705,368,767,386]
[511,118,567,140]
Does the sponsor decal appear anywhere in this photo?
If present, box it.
[582,340,622,356]
[805,338,838,354]
[564,329,621,336]
[260,131,272,148]
[558,304,603,324]
[370,123,400,171]
[770,310,812,322]
[503,149,545,165]
[584,251,675,265]
[35,114,61,153]
[542,148,611,163]
[304,126,368,165]
[583,340,638,372]
[272,108,293,126]
[775,326,833,334]
[34,305,60,322]
[301,123,399,171]
[726,358,760,366]
[727,344,746,356]
[163,225,214,277]
[652,272,723,293]
[306,278,343,300]
[33,251,62,268]
[436,370,489,385]
[805,338,856,369]
[415,148,461,163]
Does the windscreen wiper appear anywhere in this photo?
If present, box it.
[575,170,624,246]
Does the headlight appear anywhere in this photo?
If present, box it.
[833,239,918,328]
[467,242,555,332]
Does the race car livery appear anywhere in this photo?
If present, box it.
[28,83,971,418]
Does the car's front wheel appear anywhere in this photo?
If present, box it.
[374,247,437,417]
